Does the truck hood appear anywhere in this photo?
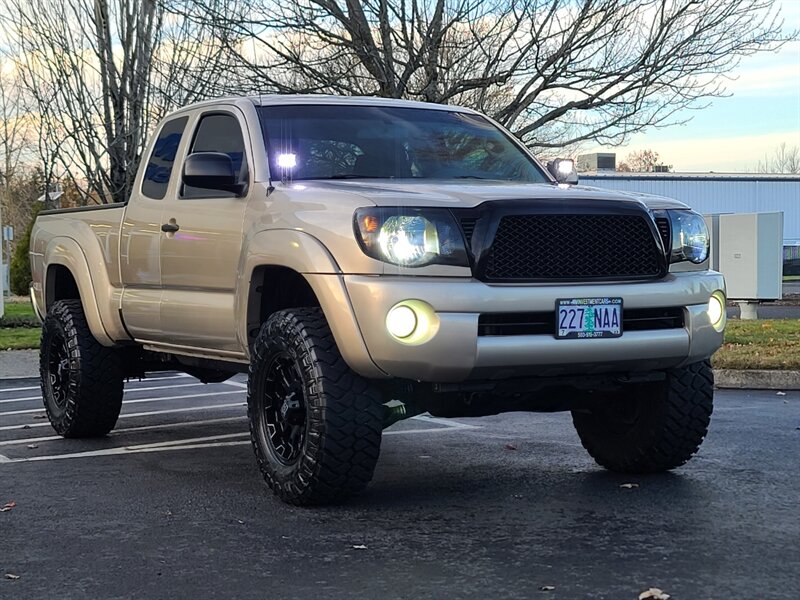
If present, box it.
[299,179,690,211]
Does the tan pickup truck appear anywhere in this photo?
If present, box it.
[30,95,725,505]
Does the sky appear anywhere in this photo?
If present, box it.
[587,1,800,173]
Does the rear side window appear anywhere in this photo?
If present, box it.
[182,113,248,199]
[141,117,188,199]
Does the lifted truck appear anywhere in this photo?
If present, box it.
[30,96,725,505]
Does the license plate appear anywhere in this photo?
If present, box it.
[556,298,622,339]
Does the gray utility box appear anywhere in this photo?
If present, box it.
[713,212,783,300]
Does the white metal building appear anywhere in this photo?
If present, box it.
[579,172,800,244]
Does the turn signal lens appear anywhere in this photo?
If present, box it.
[363,215,379,233]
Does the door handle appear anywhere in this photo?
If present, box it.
[161,221,180,233]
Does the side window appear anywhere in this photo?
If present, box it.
[141,117,188,200]
[182,113,248,199]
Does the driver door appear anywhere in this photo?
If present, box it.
[158,108,252,356]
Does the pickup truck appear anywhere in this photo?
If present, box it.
[30,95,725,505]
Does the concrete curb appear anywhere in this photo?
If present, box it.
[714,369,800,391]
[2,350,800,390]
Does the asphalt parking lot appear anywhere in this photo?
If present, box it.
[2,374,799,599]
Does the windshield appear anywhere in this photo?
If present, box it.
[257,104,548,183]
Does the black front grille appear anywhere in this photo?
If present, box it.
[481,214,663,281]
[478,307,684,336]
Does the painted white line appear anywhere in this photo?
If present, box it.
[0,373,190,395]
[384,425,477,435]
[4,440,252,463]
[0,395,41,404]
[0,416,247,447]
[221,380,248,389]
[0,402,246,432]
[410,415,477,430]
[0,390,244,417]
[0,420,479,464]
[113,416,246,436]
[0,454,10,463]
[0,382,208,405]
[123,432,249,450]
[0,385,40,393]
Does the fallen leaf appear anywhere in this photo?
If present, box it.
[539,585,556,591]
[27,444,38,449]
[237,520,244,524]
[0,501,16,512]
[33,415,47,420]
[639,588,670,600]
[777,391,787,396]
[620,483,639,489]
[352,544,367,549]
[505,443,518,451]
[22,425,31,430]
[4,574,20,580]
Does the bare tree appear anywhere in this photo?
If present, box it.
[757,142,800,174]
[202,0,793,152]
[618,149,672,172]
[2,0,242,204]
[0,63,38,265]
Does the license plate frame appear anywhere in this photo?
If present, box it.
[556,297,623,339]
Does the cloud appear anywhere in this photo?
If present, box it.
[723,41,800,97]
[592,130,800,172]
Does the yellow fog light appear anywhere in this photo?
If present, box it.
[385,300,439,344]
[707,290,726,332]
[386,305,418,339]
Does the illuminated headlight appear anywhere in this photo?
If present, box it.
[354,208,469,268]
[668,210,709,264]
[707,290,726,332]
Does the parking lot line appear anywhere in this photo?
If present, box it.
[0,373,190,395]
[0,416,248,447]
[2,439,252,463]
[1,423,478,464]
[0,382,208,405]
[0,390,245,417]
[0,401,247,432]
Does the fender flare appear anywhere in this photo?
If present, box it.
[44,237,118,346]
[236,229,386,378]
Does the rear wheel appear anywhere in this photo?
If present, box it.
[248,308,384,506]
[40,299,124,437]
[571,361,714,473]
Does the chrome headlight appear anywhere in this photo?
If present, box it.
[668,210,709,264]
[354,208,469,267]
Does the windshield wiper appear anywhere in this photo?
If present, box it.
[452,175,490,179]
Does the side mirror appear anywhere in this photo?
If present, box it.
[182,152,245,195]
[546,158,579,185]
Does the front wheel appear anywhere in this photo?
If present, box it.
[571,361,714,473]
[40,299,124,437]
[247,308,384,506]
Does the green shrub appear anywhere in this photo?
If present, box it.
[10,203,43,295]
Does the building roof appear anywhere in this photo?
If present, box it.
[580,171,800,183]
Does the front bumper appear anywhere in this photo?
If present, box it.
[343,271,725,382]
